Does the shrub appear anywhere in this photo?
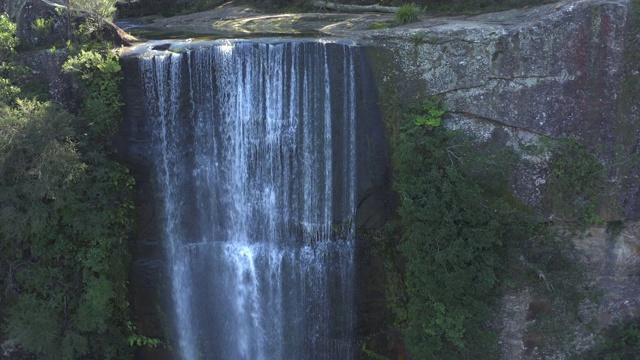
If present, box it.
[547,137,604,223]
[0,14,20,104]
[70,0,119,20]
[393,108,535,358]
[369,23,391,30]
[63,50,122,143]
[411,98,445,127]
[580,320,640,359]
[31,17,53,35]
[0,13,18,58]
[395,3,420,25]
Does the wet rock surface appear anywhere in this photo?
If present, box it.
[116,1,397,40]
[498,221,640,359]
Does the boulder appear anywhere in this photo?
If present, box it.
[2,0,135,48]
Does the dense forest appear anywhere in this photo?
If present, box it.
[0,5,156,358]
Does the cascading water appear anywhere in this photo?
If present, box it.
[139,40,361,359]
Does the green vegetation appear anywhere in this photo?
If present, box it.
[369,23,391,30]
[0,14,18,56]
[371,95,602,359]
[0,14,21,102]
[69,0,119,20]
[0,13,145,359]
[391,100,536,358]
[547,137,605,223]
[395,3,420,24]
[361,342,389,360]
[408,97,445,127]
[581,320,640,360]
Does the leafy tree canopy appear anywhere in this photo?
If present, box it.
[0,13,138,359]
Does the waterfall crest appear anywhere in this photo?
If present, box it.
[140,41,359,359]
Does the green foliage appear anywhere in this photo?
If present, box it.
[394,118,535,358]
[0,13,20,104]
[31,17,53,38]
[18,79,50,102]
[580,320,640,360]
[369,23,391,30]
[63,50,123,144]
[547,137,604,223]
[0,98,134,359]
[395,3,420,25]
[5,294,72,357]
[410,98,445,127]
[0,15,138,359]
[32,18,53,32]
[0,76,19,102]
[362,341,389,360]
[0,13,18,59]
[70,0,119,20]
[127,322,162,348]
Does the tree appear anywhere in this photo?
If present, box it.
[0,13,20,103]
[0,15,137,359]
[51,0,118,22]
[69,0,118,20]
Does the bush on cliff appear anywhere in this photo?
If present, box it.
[67,0,119,20]
[0,14,137,359]
[393,102,535,358]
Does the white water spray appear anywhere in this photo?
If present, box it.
[141,41,359,359]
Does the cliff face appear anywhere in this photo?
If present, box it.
[362,0,640,220]
[357,0,640,358]
[13,0,632,358]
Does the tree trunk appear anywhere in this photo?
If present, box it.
[312,1,399,13]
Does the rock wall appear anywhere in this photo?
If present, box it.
[356,0,640,358]
[361,0,640,220]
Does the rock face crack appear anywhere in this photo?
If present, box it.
[434,72,571,99]
[425,37,487,46]
[449,110,557,139]
[486,74,553,81]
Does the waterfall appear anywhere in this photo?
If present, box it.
[139,41,360,359]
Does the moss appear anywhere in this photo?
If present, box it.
[546,137,605,224]
[608,0,640,220]
[580,319,640,359]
